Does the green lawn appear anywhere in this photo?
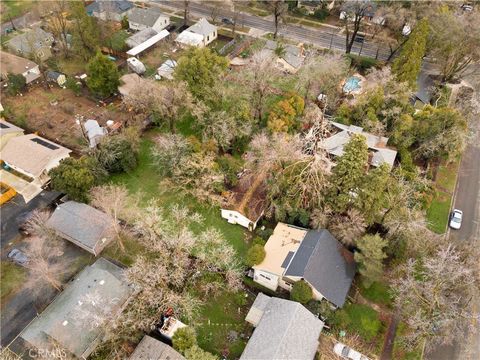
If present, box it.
[1,262,27,302]
[359,281,393,308]
[1,1,36,23]
[333,303,384,342]
[426,161,459,234]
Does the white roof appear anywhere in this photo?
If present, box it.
[187,18,216,36]
[84,120,107,147]
[126,29,169,56]
[175,30,204,46]
[157,59,176,78]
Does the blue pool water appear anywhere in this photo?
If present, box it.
[343,76,362,93]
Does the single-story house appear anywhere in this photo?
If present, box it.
[176,18,217,48]
[84,119,107,148]
[129,335,185,360]
[253,223,356,308]
[46,70,67,87]
[126,27,158,48]
[118,73,143,97]
[156,59,177,80]
[339,1,377,22]
[6,27,54,61]
[264,40,305,74]
[21,258,134,359]
[322,121,397,169]
[0,51,41,84]
[46,201,114,256]
[128,7,170,32]
[0,119,24,150]
[220,172,267,231]
[1,134,71,203]
[241,293,324,360]
[86,0,133,22]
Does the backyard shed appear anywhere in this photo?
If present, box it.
[46,71,67,87]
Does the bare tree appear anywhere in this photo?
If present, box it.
[90,185,137,253]
[341,0,373,54]
[42,0,70,58]
[393,244,478,351]
[328,209,367,247]
[267,0,288,39]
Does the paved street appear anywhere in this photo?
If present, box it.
[0,11,40,34]
[154,0,392,60]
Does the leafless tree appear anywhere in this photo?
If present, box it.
[42,0,70,58]
[267,0,288,39]
[328,209,367,247]
[393,244,479,351]
[341,0,373,54]
[90,185,137,253]
[24,210,54,239]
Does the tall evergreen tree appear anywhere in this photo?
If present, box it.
[392,19,429,89]
[70,1,100,60]
[86,52,120,98]
[326,134,369,213]
[354,234,388,288]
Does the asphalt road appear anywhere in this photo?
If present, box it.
[155,0,392,60]
[1,11,40,34]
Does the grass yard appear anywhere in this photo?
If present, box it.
[427,161,459,234]
[359,281,393,308]
[1,0,36,23]
[1,262,27,302]
[333,303,385,343]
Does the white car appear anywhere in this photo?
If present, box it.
[334,342,369,360]
[449,209,463,230]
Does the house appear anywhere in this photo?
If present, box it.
[86,0,134,22]
[118,73,143,97]
[156,59,177,80]
[126,27,159,48]
[0,51,41,84]
[129,336,185,360]
[252,223,356,308]
[46,201,114,256]
[84,119,107,148]
[20,258,134,359]
[128,7,170,32]
[0,134,71,203]
[46,70,67,87]
[339,1,377,22]
[241,293,324,360]
[264,40,305,74]
[322,121,397,169]
[220,172,267,231]
[413,69,435,107]
[6,27,54,61]
[0,119,24,150]
[176,18,217,47]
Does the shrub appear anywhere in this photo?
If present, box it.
[290,280,313,304]
[172,327,197,354]
[256,227,273,241]
[313,8,329,21]
[6,73,26,96]
[95,135,138,174]
[346,54,379,72]
[65,77,81,96]
[245,244,266,267]
[217,155,242,187]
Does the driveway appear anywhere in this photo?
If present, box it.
[0,190,61,250]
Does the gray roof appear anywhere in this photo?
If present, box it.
[129,336,185,360]
[46,201,113,254]
[415,70,435,104]
[187,18,217,36]
[21,258,133,359]
[284,230,356,308]
[7,27,53,54]
[86,0,133,14]
[241,294,324,360]
[264,40,304,69]
[128,7,165,27]
[126,27,158,48]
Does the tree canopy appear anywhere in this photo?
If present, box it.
[86,52,120,98]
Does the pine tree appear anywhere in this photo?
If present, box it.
[354,234,388,288]
[86,52,120,98]
[392,19,429,90]
[326,134,369,213]
[356,163,391,225]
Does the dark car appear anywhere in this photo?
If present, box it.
[354,34,365,43]
[8,249,29,266]
[222,17,234,25]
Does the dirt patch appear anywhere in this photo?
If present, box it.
[2,85,131,152]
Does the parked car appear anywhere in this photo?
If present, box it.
[461,3,473,11]
[221,17,234,25]
[7,249,29,266]
[449,209,463,230]
[354,34,365,43]
[334,342,369,360]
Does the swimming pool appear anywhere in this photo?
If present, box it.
[343,76,362,93]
